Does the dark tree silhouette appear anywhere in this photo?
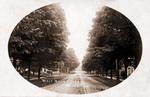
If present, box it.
[82,6,142,80]
[8,4,79,80]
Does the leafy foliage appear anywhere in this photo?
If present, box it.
[8,4,79,80]
[63,48,80,72]
[82,6,142,78]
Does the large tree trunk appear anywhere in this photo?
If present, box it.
[106,70,108,77]
[27,61,31,81]
[38,64,42,79]
[110,68,113,79]
[33,71,35,76]
[116,58,120,80]
[124,64,128,79]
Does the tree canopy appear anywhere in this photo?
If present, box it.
[8,4,79,80]
[82,6,142,78]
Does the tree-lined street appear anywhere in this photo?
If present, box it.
[8,4,142,94]
[82,6,142,80]
[8,4,79,80]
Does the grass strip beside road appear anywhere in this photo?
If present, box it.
[92,76,121,87]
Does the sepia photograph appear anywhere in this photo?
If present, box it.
[8,3,142,94]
